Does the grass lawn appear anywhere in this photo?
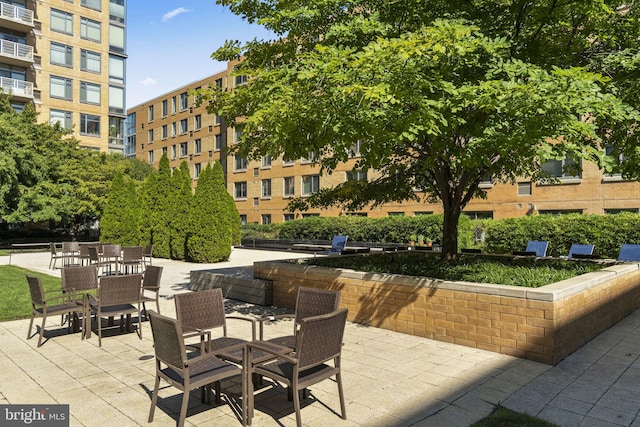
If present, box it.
[306,252,608,287]
[0,265,62,321]
[472,406,557,426]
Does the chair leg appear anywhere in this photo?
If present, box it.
[179,389,190,427]
[37,316,46,347]
[337,372,347,420]
[148,376,160,422]
[214,381,222,403]
[97,314,102,347]
[292,385,302,427]
[27,314,35,340]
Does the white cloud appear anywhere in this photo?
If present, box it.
[140,77,157,86]
[162,7,190,22]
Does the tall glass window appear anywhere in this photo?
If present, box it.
[80,50,101,73]
[81,0,101,11]
[80,18,101,42]
[80,81,101,104]
[51,9,73,35]
[80,114,100,135]
[109,0,125,24]
[108,86,124,114]
[109,24,125,53]
[50,42,72,67]
[50,76,72,100]
[108,55,125,84]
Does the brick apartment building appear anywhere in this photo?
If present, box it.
[1,0,127,153]
[127,62,640,224]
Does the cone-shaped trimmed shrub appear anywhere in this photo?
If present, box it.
[100,172,139,245]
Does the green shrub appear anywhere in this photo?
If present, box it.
[241,223,282,239]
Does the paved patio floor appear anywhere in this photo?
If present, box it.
[1,248,640,426]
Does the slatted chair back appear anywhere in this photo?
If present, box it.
[296,308,348,370]
[61,265,98,293]
[27,275,46,306]
[148,310,187,369]
[98,274,142,306]
[174,288,227,333]
[293,287,341,331]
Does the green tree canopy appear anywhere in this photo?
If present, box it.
[100,172,140,245]
[203,0,640,259]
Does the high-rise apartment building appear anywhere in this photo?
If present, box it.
[128,62,640,224]
[1,0,126,153]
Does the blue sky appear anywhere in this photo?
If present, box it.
[126,1,273,107]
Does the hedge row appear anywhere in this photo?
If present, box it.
[269,214,475,248]
[483,213,640,258]
[242,213,640,259]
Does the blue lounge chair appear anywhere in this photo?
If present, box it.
[514,240,549,257]
[618,244,640,262]
[321,235,348,256]
[568,244,595,259]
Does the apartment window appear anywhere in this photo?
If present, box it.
[262,179,272,198]
[605,208,638,214]
[518,182,532,196]
[180,119,188,134]
[109,24,125,53]
[162,147,167,156]
[261,156,272,168]
[463,211,494,220]
[262,214,271,225]
[180,92,188,110]
[302,213,320,218]
[194,115,201,130]
[108,55,125,84]
[215,134,222,151]
[240,215,247,225]
[171,96,177,114]
[148,105,154,121]
[214,114,221,125]
[539,209,583,216]
[301,152,315,164]
[171,145,176,159]
[194,163,202,179]
[162,100,168,117]
[234,156,247,171]
[50,109,72,130]
[415,211,434,216]
[162,125,168,139]
[109,86,124,114]
[0,64,25,80]
[109,0,125,24]
[234,128,242,143]
[388,212,404,216]
[80,50,101,73]
[253,167,259,177]
[234,182,247,199]
[80,114,100,136]
[148,150,154,163]
[346,170,367,181]
[81,0,101,11]
[605,145,628,178]
[80,17,101,42]
[180,142,188,157]
[302,175,320,195]
[50,42,72,67]
[253,197,259,206]
[349,140,362,157]
[148,129,154,142]
[80,82,101,105]
[284,177,295,197]
[51,9,73,35]
[283,158,295,166]
[171,122,176,137]
[283,214,295,222]
[50,76,72,100]
[215,78,223,88]
[541,157,581,179]
[194,139,201,154]
[235,75,248,86]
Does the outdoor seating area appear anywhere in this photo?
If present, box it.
[48,242,153,275]
[5,248,640,426]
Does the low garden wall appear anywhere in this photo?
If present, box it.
[253,259,640,364]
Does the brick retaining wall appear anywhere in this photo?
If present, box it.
[253,260,640,364]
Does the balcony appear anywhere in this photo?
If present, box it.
[0,39,33,65]
[0,76,33,101]
[0,2,34,31]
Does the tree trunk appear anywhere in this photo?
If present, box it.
[441,206,461,261]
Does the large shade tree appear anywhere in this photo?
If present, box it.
[202,0,639,259]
